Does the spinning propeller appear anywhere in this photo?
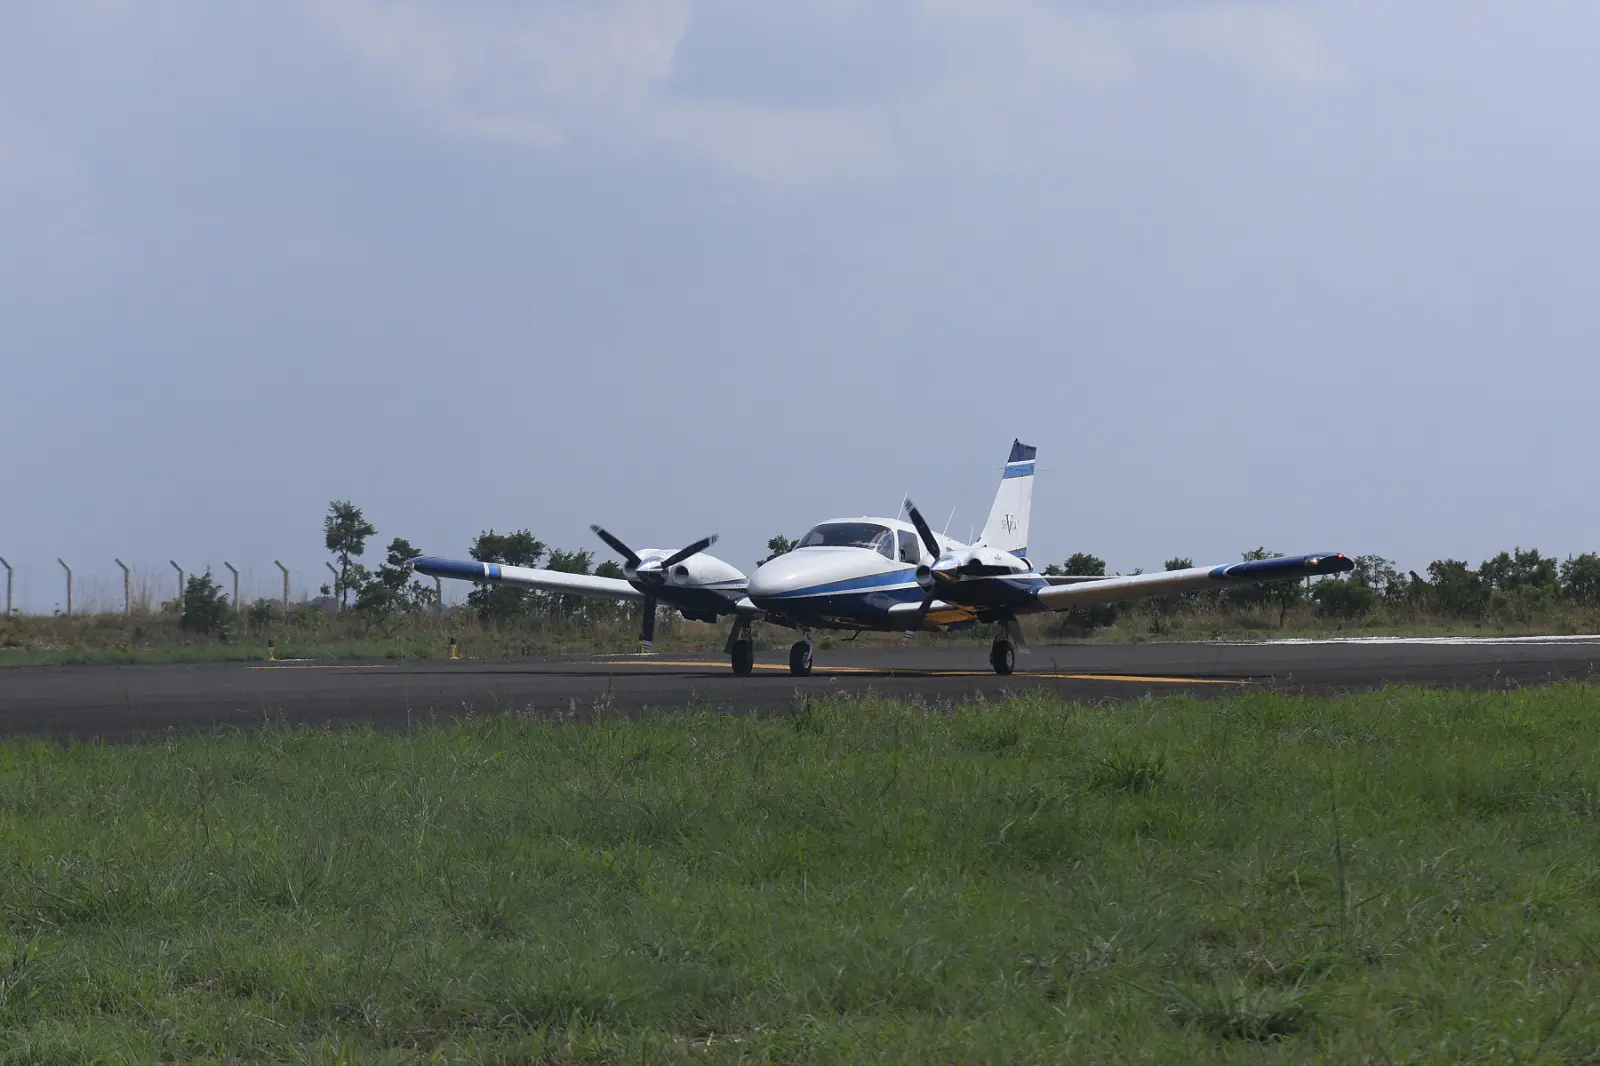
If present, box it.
[902,499,946,629]
[590,525,719,653]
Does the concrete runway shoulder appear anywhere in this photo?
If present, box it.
[1,636,1597,740]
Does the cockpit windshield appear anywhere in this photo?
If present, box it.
[798,522,895,559]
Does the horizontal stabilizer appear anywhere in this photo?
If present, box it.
[1034,552,1353,611]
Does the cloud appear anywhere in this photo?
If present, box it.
[300,0,1343,185]
[1156,5,1345,87]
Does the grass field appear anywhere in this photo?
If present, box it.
[4,686,1600,1062]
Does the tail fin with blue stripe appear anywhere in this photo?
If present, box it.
[979,439,1035,557]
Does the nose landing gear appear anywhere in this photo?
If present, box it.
[989,638,1015,675]
[789,632,814,677]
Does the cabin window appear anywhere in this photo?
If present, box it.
[897,530,921,565]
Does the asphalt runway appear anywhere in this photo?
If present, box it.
[2,636,1599,741]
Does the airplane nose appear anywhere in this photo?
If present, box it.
[748,553,813,600]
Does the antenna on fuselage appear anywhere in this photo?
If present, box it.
[942,506,957,537]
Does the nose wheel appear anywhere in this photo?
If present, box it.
[989,639,1015,675]
[789,639,813,677]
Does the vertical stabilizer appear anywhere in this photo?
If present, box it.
[978,439,1035,557]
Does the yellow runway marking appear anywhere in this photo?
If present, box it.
[248,664,400,670]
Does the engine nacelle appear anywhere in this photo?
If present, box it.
[930,545,1031,583]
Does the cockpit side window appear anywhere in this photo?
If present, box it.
[896,530,921,565]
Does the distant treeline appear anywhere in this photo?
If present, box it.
[159,503,1600,640]
[1038,547,1600,635]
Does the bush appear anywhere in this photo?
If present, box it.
[1311,578,1377,619]
[180,573,230,635]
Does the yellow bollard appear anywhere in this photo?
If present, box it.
[267,640,275,662]
[448,637,458,661]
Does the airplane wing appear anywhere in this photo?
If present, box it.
[1032,553,1353,611]
[412,556,643,601]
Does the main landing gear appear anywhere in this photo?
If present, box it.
[989,638,1016,675]
[989,617,1024,675]
[727,618,756,676]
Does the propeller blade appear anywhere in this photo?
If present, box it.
[639,594,657,653]
[903,499,941,559]
[590,524,641,567]
[660,534,718,571]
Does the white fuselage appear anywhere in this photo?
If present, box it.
[745,516,1039,631]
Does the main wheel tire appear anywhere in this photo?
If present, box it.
[990,640,1015,675]
[731,639,755,676]
[789,641,813,677]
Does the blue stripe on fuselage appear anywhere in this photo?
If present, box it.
[754,567,922,600]
[752,567,1051,624]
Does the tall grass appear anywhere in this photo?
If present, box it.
[0,608,731,668]
[3,685,1600,1061]
[4,595,1599,669]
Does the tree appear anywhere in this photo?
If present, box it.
[357,537,436,614]
[763,534,798,563]
[323,501,377,609]
[467,529,547,622]
[1350,555,1402,601]
[181,571,231,635]
[1045,552,1106,577]
[1479,548,1558,594]
[1425,559,1486,618]
[1561,553,1600,607]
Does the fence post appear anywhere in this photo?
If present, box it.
[326,562,340,611]
[0,557,10,615]
[57,558,72,616]
[114,559,131,613]
[274,560,289,612]
[223,562,240,616]
[170,561,184,607]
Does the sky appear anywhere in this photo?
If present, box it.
[2,1,1598,611]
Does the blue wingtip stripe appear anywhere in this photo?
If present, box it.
[413,556,498,582]
[1002,462,1035,479]
[1209,553,1354,581]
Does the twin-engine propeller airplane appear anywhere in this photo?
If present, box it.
[411,528,747,654]
[740,440,1353,675]
[412,439,1354,676]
